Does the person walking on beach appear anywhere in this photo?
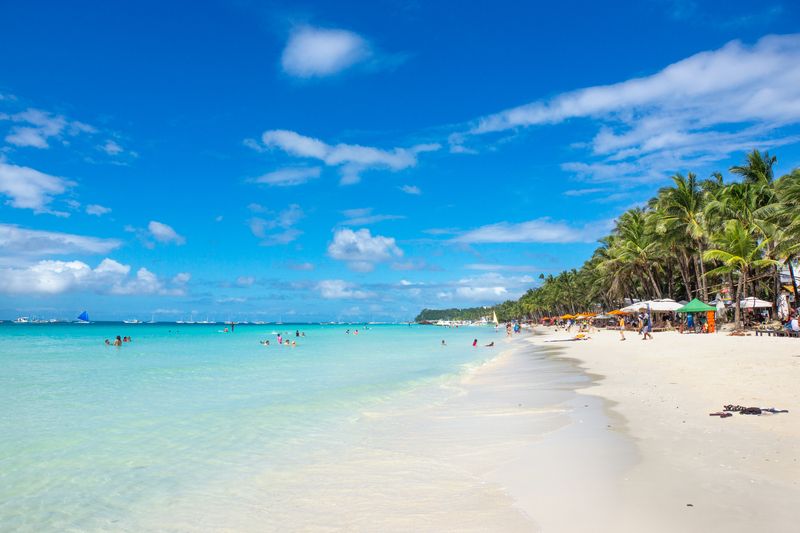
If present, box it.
[642,310,653,340]
[619,316,626,341]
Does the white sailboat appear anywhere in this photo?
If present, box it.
[123,319,141,324]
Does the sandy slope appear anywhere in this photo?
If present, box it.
[524,328,800,532]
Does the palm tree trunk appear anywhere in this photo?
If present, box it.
[648,269,663,298]
[697,241,708,301]
[735,271,745,329]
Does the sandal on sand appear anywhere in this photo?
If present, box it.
[709,412,733,418]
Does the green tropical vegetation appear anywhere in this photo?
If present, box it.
[417,150,800,328]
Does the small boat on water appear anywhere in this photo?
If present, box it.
[123,319,141,324]
[14,316,30,324]
[74,311,91,324]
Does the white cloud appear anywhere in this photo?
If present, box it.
[0,224,121,260]
[399,184,421,195]
[252,167,321,186]
[341,207,404,226]
[466,34,800,183]
[99,140,123,155]
[454,218,612,244]
[0,257,188,296]
[148,221,186,245]
[455,286,508,300]
[259,129,440,184]
[281,26,371,78]
[327,228,403,271]
[317,279,374,299]
[248,204,304,245]
[85,204,111,216]
[288,262,314,271]
[236,275,255,287]
[0,161,73,212]
[2,108,95,149]
[465,263,537,272]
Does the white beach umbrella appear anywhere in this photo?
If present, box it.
[620,299,682,313]
[739,297,773,309]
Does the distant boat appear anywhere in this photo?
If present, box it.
[146,315,156,324]
[75,311,90,324]
[492,311,499,326]
[13,316,30,324]
[123,319,141,324]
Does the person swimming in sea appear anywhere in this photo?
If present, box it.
[485,341,494,347]
[260,340,270,346]
[441,339,446,346]
[104,339,111,345]
[113,335,122,346]
[472,339,478,347]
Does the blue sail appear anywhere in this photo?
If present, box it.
[77,311,89,322]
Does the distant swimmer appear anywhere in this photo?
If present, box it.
[104,339,111,345]
[441,339,446,346]
[113,336,122,346]
[472,339,478,347]
[291,341,297,347]
[260,340,270,346]
[277,334,283,344]
[296,330,300,337]
[485,342,494,347]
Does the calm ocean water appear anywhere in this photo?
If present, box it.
[0,322,502,531]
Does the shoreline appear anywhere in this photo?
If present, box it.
[522,327,800,532]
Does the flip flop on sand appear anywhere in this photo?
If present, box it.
[709,412,733,418]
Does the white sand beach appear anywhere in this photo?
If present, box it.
[514,328,800,532]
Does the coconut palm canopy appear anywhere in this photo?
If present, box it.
[676,298,716,313]
[482,150,800,330]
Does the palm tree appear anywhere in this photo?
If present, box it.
[654,172,708,299]
[703,220,779,328]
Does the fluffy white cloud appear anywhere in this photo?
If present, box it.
[0,161,73,212]
[85,204,111,216]
[281,26,370,78]
[453,218,612,244]
[399,184,421,195]
[2,108,95,149]
[317,279,374,299]
[259,129,440,184]
[252,167,321,186]
[455,286,508,300]
[465,263,537,272]
[0,257,188,296]
[99,140,123,155]
[148,221,186,245]
[248,204,304,245]
[466,34,800,183]
[0,224,121,259]
[327,228,403,272]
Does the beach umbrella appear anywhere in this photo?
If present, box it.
[675,298,716,313]
[739,297,773,309]
[608,309,626,315]
[622,299,682,313]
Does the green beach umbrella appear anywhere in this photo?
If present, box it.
[675,298,716,313]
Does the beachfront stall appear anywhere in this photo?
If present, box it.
[675,298,717,333]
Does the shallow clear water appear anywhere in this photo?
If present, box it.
[0,322,501,531]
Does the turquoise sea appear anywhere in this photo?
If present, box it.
[0,322,503,531]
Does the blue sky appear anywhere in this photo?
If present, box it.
[2,0,800,321]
